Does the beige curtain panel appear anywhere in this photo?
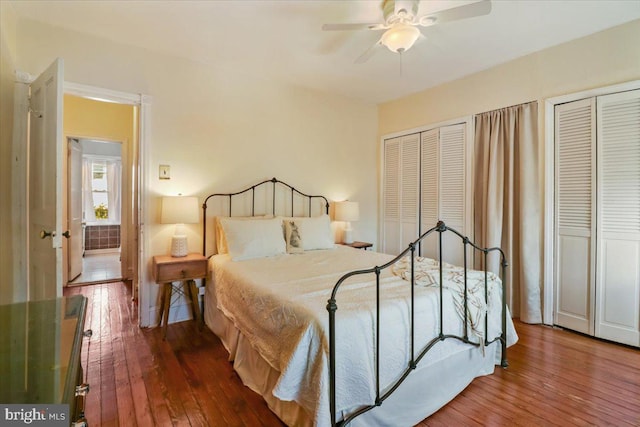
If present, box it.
[474,101,541,324]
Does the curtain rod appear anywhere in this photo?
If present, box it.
[476,100,537,116]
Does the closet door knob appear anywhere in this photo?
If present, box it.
[62,230,71,239]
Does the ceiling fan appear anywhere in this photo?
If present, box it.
[322,0,492,63]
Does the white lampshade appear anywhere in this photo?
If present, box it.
[335,201,359,244]
[335,201,360,222]
[161,196,199,225]
[380,23,420,53]
[161,196,199,257]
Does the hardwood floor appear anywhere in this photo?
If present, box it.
[65,282,640,426]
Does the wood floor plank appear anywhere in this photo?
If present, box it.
[65,282,640,427]
[121,322,154,426]
[110,284,137,427]
[506,346,640,421]
[135,329,174,426]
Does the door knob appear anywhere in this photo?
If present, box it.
[40,229,56,239]
[62,230,71,239]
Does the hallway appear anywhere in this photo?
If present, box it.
[69,253,121,285]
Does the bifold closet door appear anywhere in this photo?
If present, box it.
[554,98,597,335]
[595,89,640,346]
[420,129,439,259]
[420,124,466,265]
[438,124,466,266]
[382,134,419,255]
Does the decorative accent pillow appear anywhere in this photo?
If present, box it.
[290,214,335,251]
[215,215,272,254]
[219,217,285,261]
[284,220,304,254]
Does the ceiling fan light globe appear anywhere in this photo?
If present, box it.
[380,23,420,53]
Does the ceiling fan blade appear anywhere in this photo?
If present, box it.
[419,0,491,26]
[355,41,383,64]
[322,23,385,31]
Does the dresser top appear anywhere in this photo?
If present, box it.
[0,295,87,405]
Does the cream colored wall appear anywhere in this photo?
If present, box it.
[379,19,640,136]
[0,2,18,304]
[14,18,378,324]
[63,94,136,286]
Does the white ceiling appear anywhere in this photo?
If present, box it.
[9,0,640,103]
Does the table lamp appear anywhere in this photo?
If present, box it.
[335,201,359,244]
[161,196,199,257]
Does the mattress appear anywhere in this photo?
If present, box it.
[205,245,518,426]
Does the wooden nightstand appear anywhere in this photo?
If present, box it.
[340,241,373,250]
[152,253,207,338]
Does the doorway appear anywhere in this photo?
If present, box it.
[16,62,147,322]
[67,138,123,285]
[62,94,137,292]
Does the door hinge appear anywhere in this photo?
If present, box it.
[28,106,43,118]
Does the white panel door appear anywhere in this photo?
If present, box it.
[68,139,83,281]
[28,58,64,300]
[554,98,596,335]
[595,89,640,346]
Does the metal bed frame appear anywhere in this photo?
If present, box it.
[201,178,509,427]
[202,177,329,255]
[327,220,509,426]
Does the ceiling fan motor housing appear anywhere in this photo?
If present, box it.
[382,0,419,24]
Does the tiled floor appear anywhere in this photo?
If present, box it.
[69,252,122,285]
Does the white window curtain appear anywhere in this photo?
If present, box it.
[83,157,121,224]
[82,158,96,222]
[106,160,121,223]
[473,101,541,324]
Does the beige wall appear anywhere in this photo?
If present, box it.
[14,18,378,322]
[379,19,640,135]
[0,2,18,304]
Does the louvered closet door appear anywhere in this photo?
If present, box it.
[595,89,640,346]
[383,138,401,254]
[419,124,466,263]
[439,124,466,266]
[420,129,439,258]
[382,134,420,255]
[555,98,597,335]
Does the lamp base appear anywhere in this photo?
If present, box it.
[343,227,354,245]
[171,235,188,257]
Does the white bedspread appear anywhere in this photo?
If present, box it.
[209,246,518,426]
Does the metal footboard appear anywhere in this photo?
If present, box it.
[326,221,509,426]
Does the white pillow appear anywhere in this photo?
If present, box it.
[219,217,285,261]
[287,214,334,251]
[215,215,272,254]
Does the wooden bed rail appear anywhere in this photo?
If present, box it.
[327,221,509,427]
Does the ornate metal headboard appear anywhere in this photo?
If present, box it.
[202,177,330,256]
